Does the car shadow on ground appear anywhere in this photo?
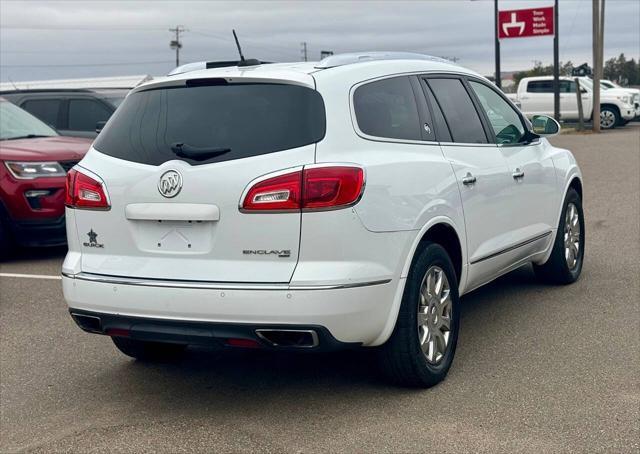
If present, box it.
[1,245,67,264]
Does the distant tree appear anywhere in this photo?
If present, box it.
[513,55,638,88]
[603,53,639,85]
[513,61,573,86]
[622,58,639,85]
[560,61,574,76]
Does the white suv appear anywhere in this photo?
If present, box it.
[63,53,584,387]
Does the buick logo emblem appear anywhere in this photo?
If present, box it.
[158,170,183,198]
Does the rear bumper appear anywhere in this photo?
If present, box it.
[69,308,356,351]
[62,273,400,346]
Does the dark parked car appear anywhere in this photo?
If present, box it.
[0,98,91,256]
[1,89,127,138]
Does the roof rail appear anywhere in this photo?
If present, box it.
[315,52,453,69]
[168,60,271,76]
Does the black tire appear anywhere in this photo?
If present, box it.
[111,336,186,361]
[379,242,460,388]
[0,219,13,261]
[600,106,619,130]
[534,188,585,285]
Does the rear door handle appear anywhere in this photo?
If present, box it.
[462,173,477,186]
[512,168,525,180]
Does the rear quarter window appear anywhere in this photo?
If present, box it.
[353,76,422,141]
[93,82,326,166]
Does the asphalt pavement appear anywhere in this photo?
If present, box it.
[1,125,638,453]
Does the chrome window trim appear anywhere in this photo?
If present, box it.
[349,70,472,147]
[62,271,391,291]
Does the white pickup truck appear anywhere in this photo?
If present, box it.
[507,76,639,129]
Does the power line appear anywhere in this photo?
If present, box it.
[0,26,168,31]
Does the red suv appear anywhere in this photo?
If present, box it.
[0,98,91,255]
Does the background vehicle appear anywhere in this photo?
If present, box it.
[0,99,91,256]
[506,75,636,129]
[600,79,640,119]
[1,89,128,138]
[62,53,584,387]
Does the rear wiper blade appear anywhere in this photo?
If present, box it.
[170,142,231,161]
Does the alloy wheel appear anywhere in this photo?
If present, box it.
[600,110,616,129]
[417,266,452,364]
[564,202,581,270]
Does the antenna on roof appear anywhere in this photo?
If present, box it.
[232,29,245,63]
[232,30,261,67]
[7,77,20,91]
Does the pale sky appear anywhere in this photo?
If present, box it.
[1,0,638,82]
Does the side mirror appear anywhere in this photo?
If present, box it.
[95,121,107,134]
[531,115,560,137]
[580,88,588,94]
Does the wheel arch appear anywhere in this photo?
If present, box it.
[568,175,583,200]
[371,218,466,346]
[413,223,463,285]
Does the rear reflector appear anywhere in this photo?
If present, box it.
[226,338,262,348]
[106,328,130,338]
[241,165,364,212]
[65,169,110,210]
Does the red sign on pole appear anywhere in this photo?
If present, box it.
[498,6,554,39]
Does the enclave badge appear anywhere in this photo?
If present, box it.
[243,249,291,258]
[158,170,183,198]
[83,229,104,248]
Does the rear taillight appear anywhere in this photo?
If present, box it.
[241,170,302,211]
[302,166,364,210]
[65,168,110,210]
[241,165,364,212]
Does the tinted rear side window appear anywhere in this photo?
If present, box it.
[527,80,553,93]
[93,83,326,166]
[427,78,487,144]
[353,76,421,141]
[69,99,112,131]
[421,81,453,142]
[21,99,61,128]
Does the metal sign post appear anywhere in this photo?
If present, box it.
[494,0,501,89]
[553,0,560,121]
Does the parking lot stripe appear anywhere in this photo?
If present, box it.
[0,273,61,280]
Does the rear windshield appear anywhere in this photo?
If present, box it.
[93,82,326,166]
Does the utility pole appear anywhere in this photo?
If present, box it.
[592,0,600,132]
[494,0,501,89]
[600,0,605,81]
[553,0,560,121]
[169,25,186,67]
[300,42,308,62]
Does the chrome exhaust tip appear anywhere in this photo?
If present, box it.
[70,312,102,333]
[255,329,319,348]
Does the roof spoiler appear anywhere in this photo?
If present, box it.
[168,60,271,76]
